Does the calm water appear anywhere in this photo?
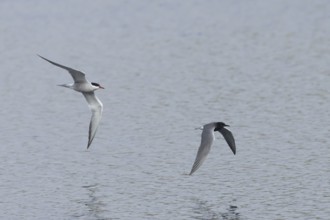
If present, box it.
[0,1,329,219]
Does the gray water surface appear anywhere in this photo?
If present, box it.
[0,1,329,219]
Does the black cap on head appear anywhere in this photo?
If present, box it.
[91,82,100,87]
[214,122,229,131]
[91,82,104,89]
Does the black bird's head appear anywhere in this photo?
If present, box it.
[91,82,105,89]
[214,122,229,131]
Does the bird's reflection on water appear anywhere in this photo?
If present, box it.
[192,198,241,220]
[72,184,109,220]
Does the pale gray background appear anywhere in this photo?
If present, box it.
[0,0,329,219]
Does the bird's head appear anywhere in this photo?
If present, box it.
[214,122,229,131]
[91,82,105,89]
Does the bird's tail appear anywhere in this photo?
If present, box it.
[57,84,73,89]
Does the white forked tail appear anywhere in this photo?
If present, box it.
[57,84,74,89]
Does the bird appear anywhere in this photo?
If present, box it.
[38,55,104,149]
[189,122,236,175]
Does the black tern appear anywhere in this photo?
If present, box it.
[190,122,236,175]
[38,55,104,149]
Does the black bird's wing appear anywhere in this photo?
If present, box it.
[218,127,236,155]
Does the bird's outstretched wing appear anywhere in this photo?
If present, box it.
[218,127,236,155]
[38,55,87,83]
[83,92,103,149]
[190,128,215,175]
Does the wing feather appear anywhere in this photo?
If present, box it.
[83,92,103,149]
[218,127,236,155]
[38,55,87,83]
[189,126,215,175]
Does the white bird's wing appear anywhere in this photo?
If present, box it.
[83,92,103,149]
[218,127,236,155]
[189,126,215,175]
[38,55,87,83]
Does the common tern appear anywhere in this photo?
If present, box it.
[190,122,236,175]
[38,55,104,149]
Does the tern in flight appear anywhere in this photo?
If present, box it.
[190,122,236,175]
[38,55,104,149]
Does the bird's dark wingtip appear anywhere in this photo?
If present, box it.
[37,54,48,61]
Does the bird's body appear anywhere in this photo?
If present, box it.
[58,82,99,93]
[190,122,236,175]
[38,55,104,149]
